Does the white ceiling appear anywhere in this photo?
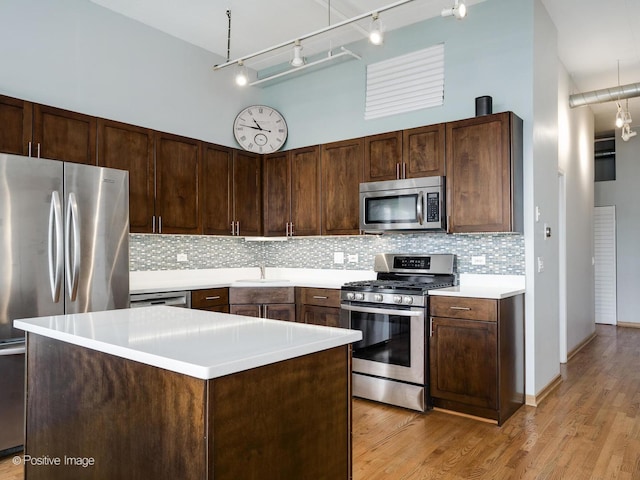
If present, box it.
[90,0,640,134]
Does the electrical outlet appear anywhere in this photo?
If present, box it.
[348,254,359,263]
[537,256,544,273]
[177,253,188,262]
[333,252,344,264]
[471,255,486,266]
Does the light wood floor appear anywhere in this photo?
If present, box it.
[1,324,638,480]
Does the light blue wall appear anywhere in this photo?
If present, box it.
[0,0,259,146]
[261,0,533,149]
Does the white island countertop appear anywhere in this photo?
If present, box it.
[14,306,362,380]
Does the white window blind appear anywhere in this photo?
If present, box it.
[594,206,617,325]
[365,43,444,120]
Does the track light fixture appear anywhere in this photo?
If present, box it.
[369,13,384,45]
[615,102,625,128]
[622,123,637,141]
[234,60,249,87]
[290,40,306,67]
[441,0,467,19]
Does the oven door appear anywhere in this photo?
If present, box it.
[341,303,425,385]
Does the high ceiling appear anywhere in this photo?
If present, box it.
[90,0,640,134]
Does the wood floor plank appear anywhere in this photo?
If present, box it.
[2,324,640,479]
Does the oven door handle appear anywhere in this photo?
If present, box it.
[341,304,424,317]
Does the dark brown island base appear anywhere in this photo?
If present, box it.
[15,307,361,480]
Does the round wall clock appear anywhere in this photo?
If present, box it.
[233,105,288,154]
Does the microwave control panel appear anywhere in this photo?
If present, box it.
[426,192,440,222]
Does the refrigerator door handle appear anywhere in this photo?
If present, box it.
[65,192,81,302]
[48,191,63,303]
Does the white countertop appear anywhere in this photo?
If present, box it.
[14,307,362,380]
[430,274,525,299]
[130,268,376,294]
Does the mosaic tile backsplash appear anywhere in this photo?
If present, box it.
[130,233,524,275]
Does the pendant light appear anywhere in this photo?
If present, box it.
[369,13,384,45]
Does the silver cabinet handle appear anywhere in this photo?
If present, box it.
[429,317,433,337]
[48,191,63,303]
[396,163,400,179]
[65,193,80,302]
[152,215,156,233]
[450,306,471,311]
[313,296,328,300]
[402,163,406,179]
[236,221,240,235]
[37,143,41,158]
[263,304,268,318]
[290,223,294,236]
[286,222,289,236]
[158,215,162,234]
[416,191,424,225]
[205,296,221,301]
[28,141,32,157]
[230,221,235,235]
[0,345,26,356]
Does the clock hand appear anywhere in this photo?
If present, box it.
[252,118,263,131]
[238,124,263,130]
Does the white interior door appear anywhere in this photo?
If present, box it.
[594,206,617,325]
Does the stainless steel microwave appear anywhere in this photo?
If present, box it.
[359,176,446,232]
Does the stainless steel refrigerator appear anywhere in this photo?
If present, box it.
[0,153,130,455]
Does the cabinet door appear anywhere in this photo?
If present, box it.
[202,143,234,235]
[446,112,520,233]
[430,317,497,409]
[403,124,445,178]
[263,151,290,236]
[321,138,363,235]
[290,146,321,236]
[230,304,261,318]
[233,150,262,236]
[97,119,155,233]
[155,132,201,234]
[0,95,32,155]
[299,304,342,328]
[32,104,97,165]
[264,304,296,322]
[364,131,402,182]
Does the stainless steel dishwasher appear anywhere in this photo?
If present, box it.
[129,291,192,308]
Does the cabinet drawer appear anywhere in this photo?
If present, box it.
[229,287,295,305]
[191,288,229,309]
[429,296,497,322]
[296,288,340,308]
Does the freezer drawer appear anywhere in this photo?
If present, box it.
[0,343,25,455]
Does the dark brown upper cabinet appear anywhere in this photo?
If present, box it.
[232,150,262,237]
[154,132,201,235]
[0,94,32,155]
[321,138,364,235]
[33,104,97,165]
[263,146,321,237]
[97,119,155,233]
[402,123,445,178]
[445,112,523,233]
[0,96,97,165]
[363,131,403,182]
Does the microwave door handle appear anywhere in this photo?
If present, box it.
[416,191,424,225]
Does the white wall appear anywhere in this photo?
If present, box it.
[557,67,596,351]
[595,135,640,324]
[0,0,260,146]
[527,0,560,397]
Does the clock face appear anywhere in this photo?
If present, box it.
[233,105,288,154]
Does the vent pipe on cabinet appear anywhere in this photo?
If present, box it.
[569,82,640,108]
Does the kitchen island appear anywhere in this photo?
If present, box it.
[14,306,362,480]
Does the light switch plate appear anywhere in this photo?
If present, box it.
[333,252,344,264]
[177,253,188,262]
[471,255,486,266]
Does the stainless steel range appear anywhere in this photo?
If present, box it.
[341,253,456,412]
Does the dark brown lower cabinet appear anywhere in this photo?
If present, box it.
[429,294,524,425]
[191,287,229,313]
[25,334,352,480]
[296,287,343,327]
[229,287,296,321]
